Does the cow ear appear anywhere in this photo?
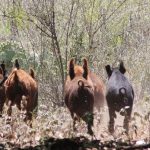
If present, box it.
[0,61,5,76]
[69,58,75,80]
[0,67,3,75]
[0,61,5,71]
[119,61,126,74]
[105,65,112,77]
[15,59,20,69]
[29,68,35,79]
[82,58,88,79]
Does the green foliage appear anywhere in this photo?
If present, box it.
[0,42,27,68]
[5,22,11,35]
[5,2,29,33]
[83,0,100,23]
[112,35,124,47]
[71,32,85,60]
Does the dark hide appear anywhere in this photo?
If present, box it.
[0,62,7,115]
[105,61,134,134]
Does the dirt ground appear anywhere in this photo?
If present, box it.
[0,98,149,149]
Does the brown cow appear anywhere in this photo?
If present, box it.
[64,58,105,135]
[4,59,38,125]
[0,61,8,116]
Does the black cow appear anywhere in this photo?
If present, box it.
[105,61,134,134]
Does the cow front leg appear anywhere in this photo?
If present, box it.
[0,100,4,117]
[23,103,32,127]
[85,112,94,136]
[70,112,77,131]
[7,100,12,117]
[87,122,94,136]
[6,100,12,123]
[24,111,32,127]
[108,108,115,134]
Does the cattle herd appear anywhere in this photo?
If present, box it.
[64,58,134,136]
[0,58,134,137]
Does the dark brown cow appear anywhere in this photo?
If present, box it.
[4,59,38,125]
[0,61,7,116]
[64,58,105,135]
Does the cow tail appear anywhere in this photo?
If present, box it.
[119,87,126,97]
[119,87,128,105]
[78,80,84,88]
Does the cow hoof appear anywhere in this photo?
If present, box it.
[73,126,77,132]
[108,127,114,135]
[88,129,93,136]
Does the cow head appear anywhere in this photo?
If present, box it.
[0,61,7,86]
[105,61,126,78]
[69,58,89,80]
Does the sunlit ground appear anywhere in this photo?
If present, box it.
[0,97,149,149]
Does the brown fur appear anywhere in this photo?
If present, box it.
[89,72,105,111]
[64,58,105,135]
[4,62,38,125]
[0,68,3,79]
[0,62,7,115]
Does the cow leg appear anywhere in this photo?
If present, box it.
[7,100,12,117]
[96,95,104,123]
[6,100,12,123]
[24,111,32,127]
[16,103,21,110]
[20,96,27,116]
[123,108,132,134]
[26,111,32,122]
[85,112,94,136]
[33,92,38,118]
[87,122,93,136]
[0,100,4,117]
[108,108,115,134]
[70,112,77,131]
[73,117,77,131]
